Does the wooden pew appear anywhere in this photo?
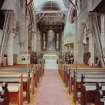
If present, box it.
[58,64,65,81]
[0,82,9,105]
[0,65,42,104]
[0,71,30,104]
[30,70,35,95]
[95,83,105,105]
[64,66,70,87]
[0,66,29,73]
[40,64,44,77]
[0,74,24,105]
[68,67,105,93]
[80,76,105,105]
[74,73,105,105]
[59,64,105,104]
[0,64,42,92]
[34,64,44,87]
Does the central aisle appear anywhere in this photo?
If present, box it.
[35,70,70,105]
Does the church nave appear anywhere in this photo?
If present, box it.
[0,0,105,105]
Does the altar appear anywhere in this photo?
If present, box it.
[42,29,60,51]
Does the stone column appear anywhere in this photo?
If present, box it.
[28,30,32,53]
[74,22,84,64]
[88,31,94,66]
[19,20,28,53]
[7,32,15,65]
[37,31,41,53]
[101,14,105,57]
[32,32,37,52]
[56,33,59,50]
[61,32,64,53]
[43,33,46,50]
[74,20,78,64]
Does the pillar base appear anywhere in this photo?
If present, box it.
[17,53,30,64]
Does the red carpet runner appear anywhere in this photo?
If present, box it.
[35,70,70,105]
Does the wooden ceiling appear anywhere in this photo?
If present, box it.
[36,1,65,33]
[36,11,65,33]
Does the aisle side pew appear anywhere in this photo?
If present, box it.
[80,81,105,105]
[64,66,70,87]
[0,67,36,91]
[95,83,105,105]
[34,64,44,87]
[0,72,31,104]
[74,73,105,105]
[0,83,9,105]
[68,68,105,93]
[58,64,65,81]
[0,75,23,105]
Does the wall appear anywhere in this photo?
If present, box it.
[0,29,3,45]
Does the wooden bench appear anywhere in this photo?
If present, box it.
[58,64,105,105]
[95,83,105,105]
[0,83,9,105]
[34,64,44,87]
[58,64,64,79]
[0,72,31,104]
[68,67,105,93]
[0,70,37,105]
[74,72,105,105]
[0,65,42,103]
